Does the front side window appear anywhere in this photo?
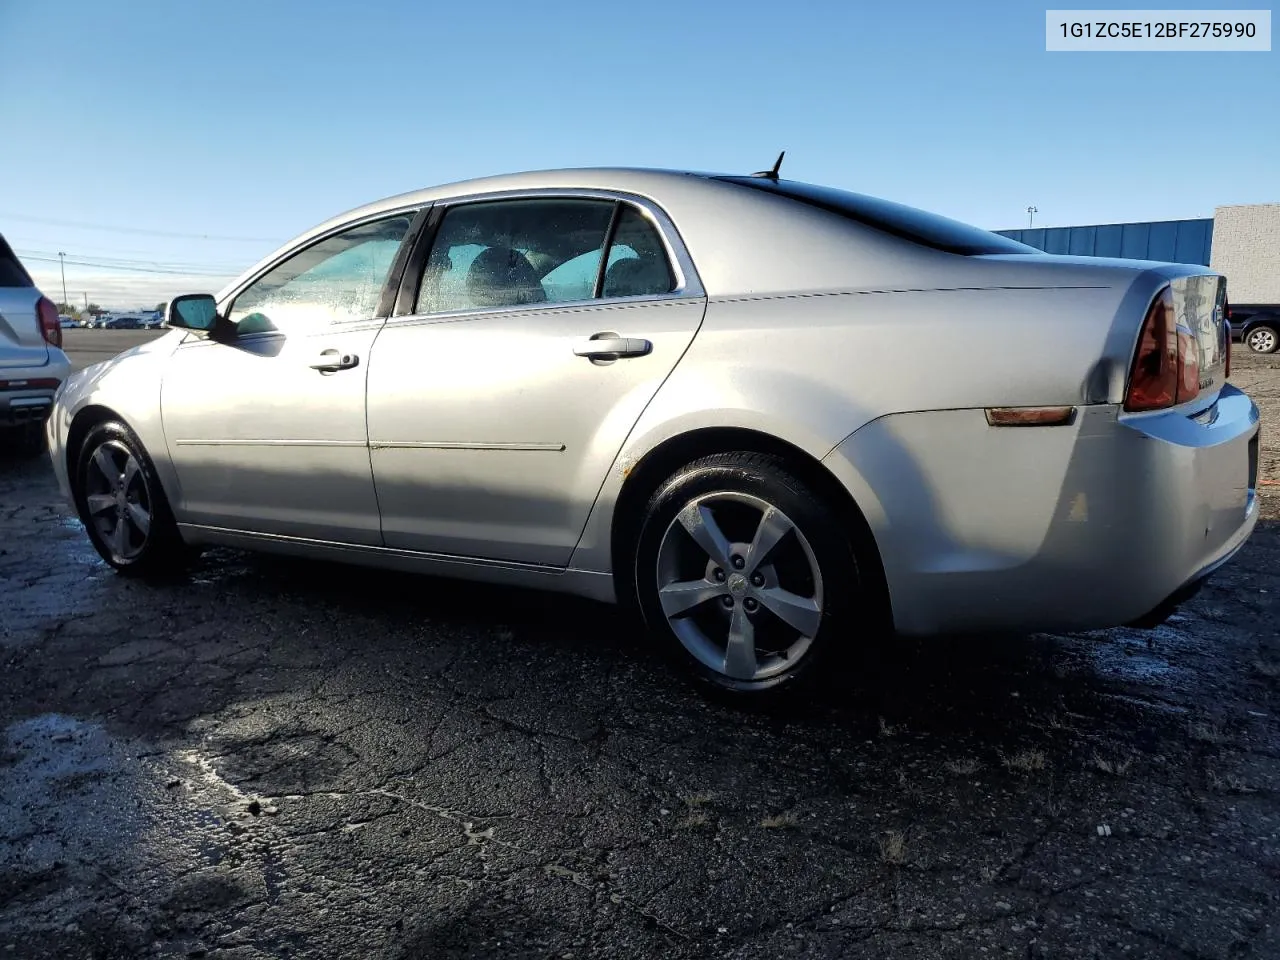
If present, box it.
[228,214,415,333]
[415,198,678,315]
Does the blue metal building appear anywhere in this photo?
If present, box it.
[995,219,1214,267]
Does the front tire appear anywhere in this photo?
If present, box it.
[1246,323,1279,354]
[633,452,865,700]
[72,420,189,577]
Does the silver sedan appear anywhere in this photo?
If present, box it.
[45,166,1260,699]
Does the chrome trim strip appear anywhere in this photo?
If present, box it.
[383,291,695,330]
[371,441,565,452]
[173,439,366,447]
[173,439,564,451]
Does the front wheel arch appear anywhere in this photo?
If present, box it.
[609,427,892,634]
[66,405,127,481]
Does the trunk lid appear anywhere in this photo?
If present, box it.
[1171,272,1230,407]
[0,235,50,369]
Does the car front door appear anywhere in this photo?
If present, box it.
[161,210,420,545]
[365,194,707,567]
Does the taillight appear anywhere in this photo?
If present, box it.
[36,296,61,349]
[1124,285,1201,412]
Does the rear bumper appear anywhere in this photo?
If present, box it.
[822,386,1261,636]
[0,349,71,431]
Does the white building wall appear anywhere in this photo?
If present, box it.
[1210,203,1280,304]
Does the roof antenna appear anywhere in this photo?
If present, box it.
[751,150,785,180]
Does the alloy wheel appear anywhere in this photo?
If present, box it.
[83,439,153,562]
[655,492,824,682]
[1248,328,1277,353]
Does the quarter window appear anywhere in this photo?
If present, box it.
[228,214,415,333]
[601,206,675,298]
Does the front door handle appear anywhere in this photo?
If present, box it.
[573,333,652,361]
[310,349,360,373]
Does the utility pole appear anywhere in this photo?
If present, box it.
[57,252,68,307]
[1027,206,1038,228]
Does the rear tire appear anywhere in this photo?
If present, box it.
[72,420,191,577]
[1246,323,1279,354]
[633,451,868,701]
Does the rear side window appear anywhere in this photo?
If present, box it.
[0,235,33,287]
[716,177,1039,256]
[414,198,678,315]
[417,198,616,315]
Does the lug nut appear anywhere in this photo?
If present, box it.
[744,598,759,612]
[713,568,726,582]
[750,573,764,587]
[721,596,734,608]
[731,555,745,570]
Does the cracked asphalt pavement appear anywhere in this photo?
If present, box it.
[2,332,1279,959]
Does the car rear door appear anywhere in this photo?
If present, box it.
[365,192,706,567]
[0,235,49,370]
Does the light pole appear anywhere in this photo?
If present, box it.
[1027,206,1038,228]
[57,252,68,308]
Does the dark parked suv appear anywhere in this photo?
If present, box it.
[1230,302,1280,354]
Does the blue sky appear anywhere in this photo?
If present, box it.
[0,0,1275,307]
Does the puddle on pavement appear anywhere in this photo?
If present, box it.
[1081,621,1199,689]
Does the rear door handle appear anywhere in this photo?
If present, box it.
[573,334,652,361]
[310,349,360,372]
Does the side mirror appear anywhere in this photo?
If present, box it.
[166,294,219,332]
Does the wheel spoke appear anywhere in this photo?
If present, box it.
[677,503,732,568]
[111,518,129,558]
[91,446,116,484]
[659,579,724,617]
[126,502,151,537]
[121,456,140,492]
[757,586,822,637]
[744,506,792,574]
[86,494,115,516]
[723,604,758,680]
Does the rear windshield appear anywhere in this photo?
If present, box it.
[0,235,33,287]
[716,177,1040,256]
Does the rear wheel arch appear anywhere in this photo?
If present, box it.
[609,427,892,632]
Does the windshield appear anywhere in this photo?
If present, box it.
[716,177,1040,256]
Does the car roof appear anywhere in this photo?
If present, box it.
[314,166,722,234]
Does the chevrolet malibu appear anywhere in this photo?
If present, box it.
[46,166,1259,699]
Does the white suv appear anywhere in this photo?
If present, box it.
[0,234,72,455]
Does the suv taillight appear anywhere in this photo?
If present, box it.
[36,296,61,349]
[1124,285,1201,412]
